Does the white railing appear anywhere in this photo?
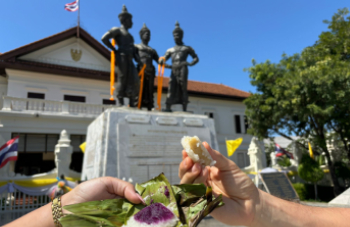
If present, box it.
[1,96,113,116]
[0,190,50,225]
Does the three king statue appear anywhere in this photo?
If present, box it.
[102,5,199,112]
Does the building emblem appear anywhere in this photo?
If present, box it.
[70,49,82,62]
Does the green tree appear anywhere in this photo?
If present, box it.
[298,154,324,200]
[244,8,350,195]
[277,155,291,167]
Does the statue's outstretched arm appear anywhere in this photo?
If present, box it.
[101,28,119,52]
[188,47,199,66]
[160,50,172,68]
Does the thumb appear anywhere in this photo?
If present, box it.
[203,142,238,171]
[103,177,143,204]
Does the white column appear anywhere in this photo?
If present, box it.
[244,137,264,185]
[270,151,277,167]
[290,141,302,166]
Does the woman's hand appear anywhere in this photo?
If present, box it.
[4,177,143,227]
[62,177,143,207]
[179,142,261,227]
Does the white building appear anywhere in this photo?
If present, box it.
[0,27,262,176]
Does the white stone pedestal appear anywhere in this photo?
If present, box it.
[81,108,218,184]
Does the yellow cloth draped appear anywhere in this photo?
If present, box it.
[226,138,243,157]
[137,64,147,109]
[110,39,116,100]
[308,142,314,159]
[157,57,166,110]
[80,142,86,153]
[0,177,80,188]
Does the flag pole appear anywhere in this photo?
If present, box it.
[77,0,80,38]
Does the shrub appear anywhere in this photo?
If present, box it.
[293,183,307,201]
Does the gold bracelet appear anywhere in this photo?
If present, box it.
[51,197,63,227]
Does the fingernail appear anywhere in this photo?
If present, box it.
[136,194,146,205]
[192,163,200,173]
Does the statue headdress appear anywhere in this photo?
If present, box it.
[173,21,183,36]
[139,23,150,36]
[118,5,132,21]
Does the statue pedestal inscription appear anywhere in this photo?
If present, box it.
[81,108,218,184]
[259,172,299,201]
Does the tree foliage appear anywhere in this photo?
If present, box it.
[277,155,291,167]
[244,8,350,194]
[298,155,324,184]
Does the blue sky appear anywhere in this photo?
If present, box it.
[1,1,348,93]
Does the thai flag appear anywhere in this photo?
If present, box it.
[275,143,294,159]
[0,136,19,169]
[65,0,79,12]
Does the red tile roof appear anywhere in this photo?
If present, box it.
[155,77,249,99]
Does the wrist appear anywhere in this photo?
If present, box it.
[60,191,75,211]
[250,189,266,227]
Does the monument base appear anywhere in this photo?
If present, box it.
[81,107,218,184]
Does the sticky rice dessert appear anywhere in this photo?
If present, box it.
[181,136,216,166]
[123,203,178,227]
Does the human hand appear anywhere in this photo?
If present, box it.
[179,142,261,227]
[61,177,143,208]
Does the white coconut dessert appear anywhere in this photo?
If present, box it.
[123,203,178,227]
[181,136,216,166]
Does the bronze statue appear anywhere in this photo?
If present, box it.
[101,5,141,107]
[135,24,159,111]
[160,21,199,112]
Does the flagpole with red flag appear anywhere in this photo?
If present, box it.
[77,0,80,38]
[64,0,80,38]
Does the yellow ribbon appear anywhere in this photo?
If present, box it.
[157,57,166,110]
[247,171,258,175]
[0,177,80,188]
[110,39,116,101]
[137,64,147,109]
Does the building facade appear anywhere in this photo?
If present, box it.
[0,27,263,177]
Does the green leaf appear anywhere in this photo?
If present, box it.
[62,198,146,226]
[172,184,206,206]
[136,173,180,218]
[59,214,115,227]
[63,199,126,215]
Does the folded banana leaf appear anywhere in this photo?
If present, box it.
[60,173,223,227]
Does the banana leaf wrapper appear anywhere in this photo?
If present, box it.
[60,173,223,227]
